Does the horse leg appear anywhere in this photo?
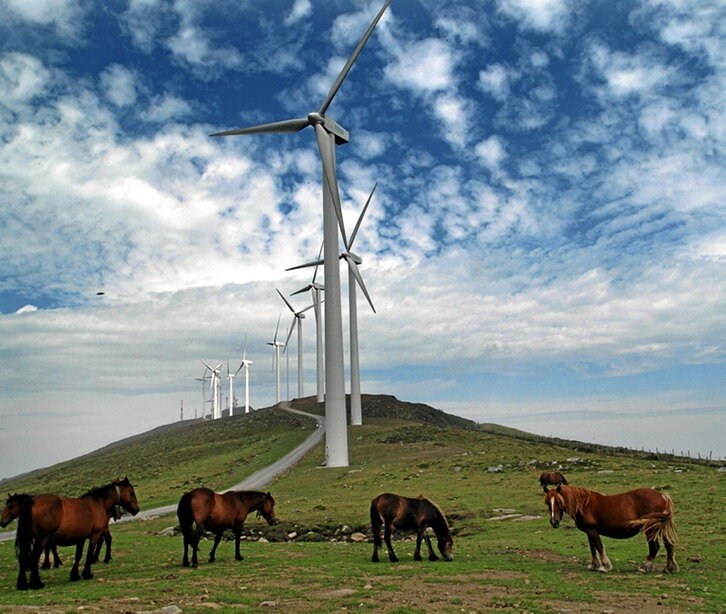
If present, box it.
[424,531,438,561]
[102,530,112,563]
[664,536,678,573]
[414,529,423,561]
[370,509,382,563]
[208,531,223,563]
[27,540,45,590]
[82,536,99,580]
[384,522,398,563]
[233,529,244,562]
[639,537,659,573]
[70,542,84,582]
[586,531,610,572]
[52,545,62,568]
[41,546,52,570]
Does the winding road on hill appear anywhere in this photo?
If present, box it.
[0,404,324,541]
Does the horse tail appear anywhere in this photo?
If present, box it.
[626,493,679,545]
[177,491,197,537]
[15,497,35,570]
[369,497,383,544]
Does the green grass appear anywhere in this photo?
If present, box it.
[0,402,723,613]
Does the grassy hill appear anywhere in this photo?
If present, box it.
[0,395,723,613]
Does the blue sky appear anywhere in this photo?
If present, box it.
[1,0,724,477]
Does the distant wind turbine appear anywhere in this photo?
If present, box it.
[201,360,223,419]
[267,315,284,404]
[290,243,325,403]
[277,289,315,399]
[212,0,392,467]
[227,360,237,417]
[234,337,253,414]
[194,371,209,419]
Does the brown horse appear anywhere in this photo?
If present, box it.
[545,484,678,573]
[539,471,568,492]
[177,487,276,568]
[15,477,140,589]
[370,493,453,563]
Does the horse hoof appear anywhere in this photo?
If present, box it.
[389,556,399,563]
[429,554,439,562]
[30,582,45,590]
[414,554,422,561]
[182,561,190,567]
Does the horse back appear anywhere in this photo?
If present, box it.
[583,488,670,538]
[28,494,106,545]
[372,493,436,531]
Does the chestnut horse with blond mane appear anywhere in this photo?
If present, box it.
[545,484,678,573]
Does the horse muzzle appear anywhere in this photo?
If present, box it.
[0,519,9,528]
[444,553,454,562]
[550,518,560,529]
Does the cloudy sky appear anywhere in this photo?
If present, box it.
[1,0,724,478]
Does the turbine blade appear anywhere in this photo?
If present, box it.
[273,313,281,343]
[284,318,297,351]
[314,123,348,246]
[201,360,213,372]
[291,284,312,296]
[276,288,295,313]
[349,182,377,250]
[347,256,376,313]
[318,0,393,116]
[300,302,316,314]
[312,241,324,284]
[286,258,325,272]
[211,117,310,137]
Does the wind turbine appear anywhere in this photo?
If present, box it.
[233,337,254,414]
[290,244,325,403]
[267,315,284,404]
[277,289,315,399]
[201,360,223,419]
[227,360,237,417]
[212,0,392,467]
[289,184,378,425]
[194,371,209,419]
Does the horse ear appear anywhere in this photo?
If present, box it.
[556,484,562,493]
[265,491,271,498]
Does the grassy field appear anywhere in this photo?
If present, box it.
[0,400,723,613]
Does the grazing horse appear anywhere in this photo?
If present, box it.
[177,488,276,568]
[545,484,678,573]
[370,493,453,563]
[2,494,62,570]
[15,477,140,590]
[539,471,568,492]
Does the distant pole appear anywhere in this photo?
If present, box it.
[180,400,183,422]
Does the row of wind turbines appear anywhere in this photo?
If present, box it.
[207,0,393,467]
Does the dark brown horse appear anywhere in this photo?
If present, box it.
[370,493,453,563]
[545,484,678,573]
[539,471,568,492]
[2,494,62,570]
[177,488,276,568]
[15,477,140,589]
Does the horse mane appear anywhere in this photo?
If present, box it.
[82,479,122,499]
[421,496,450,533]
[558,485,598,517]
[7,493,33,502]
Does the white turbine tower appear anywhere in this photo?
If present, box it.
[201,360,223,419]
[194,371,209,420]
[267,315,284,404]
[227,360,237,417]
[290,244,325,403]
[211,0,392,467]
[233,338,254,414]
[277,289,315,400]
[343,183,377,425]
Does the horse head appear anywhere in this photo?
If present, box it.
[115,477,140,516]
[545,485,566,528]
[257,492,277,526]
[1,493,30,528]
[437,532,454,562]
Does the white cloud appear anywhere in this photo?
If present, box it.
[13,304,38,314]
[100,64,138,107]
[142,94,193,122]
[497,0,572,33]
[384,38,456,94]
[0,52,51,111]
[2,0,87,38]
[284,0,312,26]
[475,135,507,170]
[478,64,515,101]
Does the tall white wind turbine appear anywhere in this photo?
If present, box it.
[227,360,237,417]
[277,289,315,399]
[201,360,223,419]
[291,244,325,403]
[212,0,392,466]
[267,315,284,404]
